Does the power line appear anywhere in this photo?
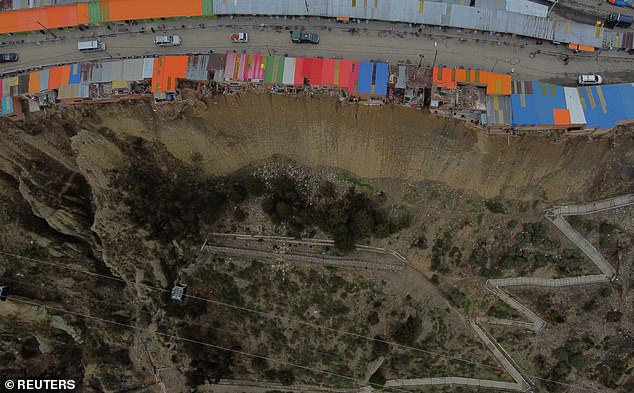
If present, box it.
[0,249,504,372]
[8,297,413,393]
[0,249,602,391]
[1,275,349,364]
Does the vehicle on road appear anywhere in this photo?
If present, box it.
[231,32,249,43]
[578,74,603,85]
[154,35,182,46]
[291,30,320,44]
[605,13,633,28]
[78,40,106,52]
[0,53,18,63]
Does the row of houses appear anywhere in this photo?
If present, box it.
[2,52,634,133]
[1,0,633,51]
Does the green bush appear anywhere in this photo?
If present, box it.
[470,247,488,267]
[487,299,520,319]
[392,316,422,346]
[507,219,518,230]
[516,222,549,245]
[261,180,410,252]
[598,221,616,235]
[600,286,613,298]
[369,370,386,386]
[371,336,390,357]
[485,200,506,214]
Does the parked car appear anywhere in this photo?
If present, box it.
[0,53,19,63]
[578,74,603,85]
[605,13,633,29]
[231,32,249,43]
[78,40,106,52]
[154,35,182,46]
[291,30,320,44]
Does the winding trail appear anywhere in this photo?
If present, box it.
[204,195,632,392]
[469,194,632,389]
[484,194,631,332]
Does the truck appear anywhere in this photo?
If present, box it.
[605,13,633,28]
[154,35,182,46]
[77,40,106,52]
[291,30,320,44]
[608,0,633,7]
[231,32,249,43]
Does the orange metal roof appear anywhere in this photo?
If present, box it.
[553,109,571,125]
[0,3,89,34]
[48,67,65,90]
[433,67,512,95]
[28,72,40,94]
[105,0,202,21]
[152,56,188,92]
[485,73,512,95]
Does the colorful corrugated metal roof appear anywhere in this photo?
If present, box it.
[1,96,14,115]
[0,3,89,34]
[433,67,512,95]
[511,81,634,129]
[152,56,188,92]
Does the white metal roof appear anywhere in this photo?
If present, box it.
[212,0,604,47]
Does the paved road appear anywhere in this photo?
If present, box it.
[2,16,634,83]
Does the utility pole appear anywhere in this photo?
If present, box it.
[36,21,57,38]
[432,42,438,68]
[491,59,499,72]
[547,0,559,17]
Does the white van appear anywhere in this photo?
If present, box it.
[78,40,106,52]
[154,35,182,46]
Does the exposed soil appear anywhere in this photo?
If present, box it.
[94,93,634,202]
[0,93,633,392]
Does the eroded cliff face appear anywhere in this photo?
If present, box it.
[0,95,632,392]
[96,93,634,202]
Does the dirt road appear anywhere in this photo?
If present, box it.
[1,16,634,83]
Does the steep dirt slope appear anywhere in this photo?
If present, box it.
[95,94,634,202]
[0,95,632,392]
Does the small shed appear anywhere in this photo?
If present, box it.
[171,284,188,301]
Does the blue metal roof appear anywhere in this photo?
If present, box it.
[511,81,567,127]
[512,81,634,130]
[580,84,634,129]
[374,63,389,95]
[69,63,82,85]
[357,62,374,95]
[1,97,13,115]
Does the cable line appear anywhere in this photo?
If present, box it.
[8,297,414,393]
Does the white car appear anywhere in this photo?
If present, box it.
[231,32,249,43]
[578,74,602,86]
[154,35,182,46]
